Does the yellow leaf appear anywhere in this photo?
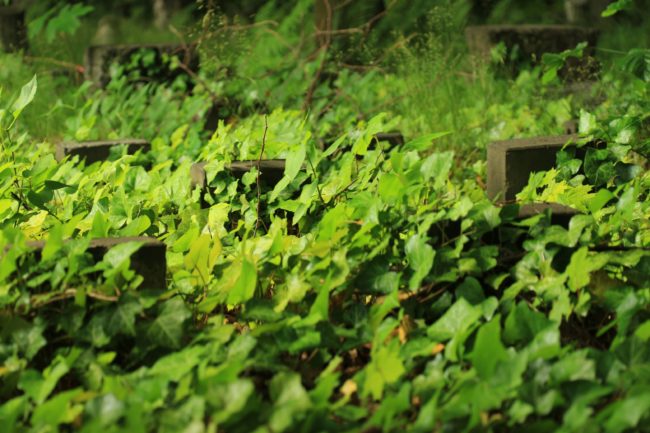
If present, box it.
[340,380,357,397]
[21,211,48,239]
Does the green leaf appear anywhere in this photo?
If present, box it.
[42,223,64,261]
[269,372,312,432]
[31,389,82,428]
[601,0,633,17]
[107,297,143,337]
[103,240,144,269]
[11,75,37,120]
[43,4,94,43]
[588,189,615,213]
[579,109,598,135]
[120,215,151,237]
[420,151,453,189]
[19,356,70,404]
[427,298,483,341]
[226,258,257,305]
[210,379,255,424]
[90,211,111,238]
[184,234,221,283]
[471,317,508,379]
[0,397,26,432]
[566,247,609,291]
[149,346,206,382]
[405,234,435,291]
[363,341,405,400]
[378,172,405,204]
[146,298,190,349]
[634,320,650,341]
[43,180,72,191]
[602,393,650,433]
[404,131,452,151]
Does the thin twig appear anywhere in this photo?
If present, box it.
[254,116,269,236]
[175,61,220,103]
[31,289,119,308]
[305,0,333,111]
[303,46,329,111]
[306,154,325,203]
[23,56,84,73]
[168,25,220,104]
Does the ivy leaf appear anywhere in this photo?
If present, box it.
[268,373,312,432]
[579,109,598,135]
[184,234,221,283]
[403,131,452,151]
[471,317,509,379]
[145,298,190,349]
[226,258,257,305]
[103,241,144,269]
[120,216,151,237]
[363,341,405,400]
[19,357,70,404]
[31,389,82,428]
[420,151,453,188]
[428,298,483,341]
[601,393,650,433]
[405,234,435,291]
[42,223,64,262]
[43,4,94,43]
[90,211,111,238]
[12,75,37,120]
[107,297,143,337]
[0,397,26,432]
[566,247,609,291]
[210,380,255,424]
[601,0,633,17]
[149,346,206,382]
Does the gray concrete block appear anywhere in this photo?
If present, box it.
[56,139,151,164]
[518,202,576,216]
[191,159,288,191]
[84,43,199,88]
[487,135,590,222]
[0,6,27,52]
[466,24,599,60]
[563,119,578,135]
[487,134,579,203]
[25,237,167,290]
[465,25,599,80]
[373,132,405,148]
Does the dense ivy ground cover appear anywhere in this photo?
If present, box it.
[1,1,650,432]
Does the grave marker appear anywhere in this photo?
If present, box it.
[56,139,151,164]
[465,25,599,80]
[84,43,199,88]
[191,159,287,191]
[487,134,584,220]
[0,6,28,52]
[373,132,405,148]
[24,237,167,290]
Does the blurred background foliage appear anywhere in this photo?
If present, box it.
[2,0,649,150]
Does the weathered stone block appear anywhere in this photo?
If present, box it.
[56,139,151,164]
[487,134,580,203]
[84,43,199,88]
[373,132,405,148]
[563,119,578,135]
[25,237,167,290]
[0,6,28,52]
[465,25,599,80]
[487,134,590,221]
[191,160,287,191]
[519,202,576,224]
